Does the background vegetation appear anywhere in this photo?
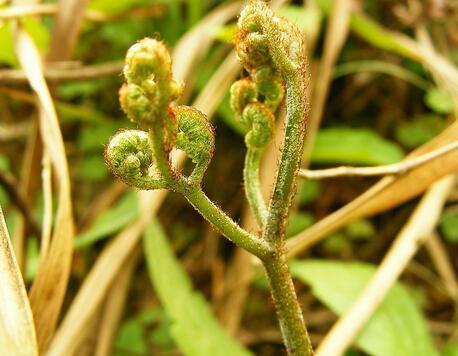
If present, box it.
[0,0,457,355]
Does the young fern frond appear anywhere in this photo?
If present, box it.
[235,2,312,355]
[104,37,270,259]
[106,38,214,188]
[230,49,284,227]
[104,2,313,354]
[237,0,308,246]
[104,129,166,190]
[174,105,215,186]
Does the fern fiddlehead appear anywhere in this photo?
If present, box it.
[234,2,313,355]
[105,37,270,259]
[105,2,313,354]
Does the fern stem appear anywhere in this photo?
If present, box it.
[181,186,271,259]
[244,147,268,227]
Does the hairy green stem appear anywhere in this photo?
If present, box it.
[261,71,311,355]
[244,147,268,227]
[148,122,174,183]
[262,73,307,247]
[180,186,271,259]
[235,2,312,352]
[146,112,270,258]
[264,253,313,356]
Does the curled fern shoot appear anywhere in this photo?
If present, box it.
[234,2,313,355]
[104,2,313,354]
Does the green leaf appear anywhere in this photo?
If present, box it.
[442,342,458,356]
[348,13,418,59]
[333,60,430,90]
[320,233,352,254]
[21,17,50,53]
[57,79,112,100]
[425,88,454,114]
[0,187,7,207]
[0,18,50,66]
[345,219,375,241]
[89,0,151,15]
[214,23,236,44]
[25,237,40,283]
[77,154,109,182]
[116,319,148,354]
[115,307,173,354]
[287,212,314,237]
[186,0,205,28]
[311,127,404,165]
[74,191,139,248]
[143,220,252,356]
[278,5,322,38]
[395,115,447,148]
[56,101,113,124]
[0,155,10,205]
[298,180,320,206]
[290,260,439,356]
[439,209,458,243]
[0,22,16,66]
[77,122,121,152]
[0,155,10,172]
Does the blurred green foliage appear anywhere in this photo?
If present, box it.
[395,115,447,149]
[144,220,252,356]
[291,260,439,356]
[439,209,458,244]
[74,191,139,248]
[311,127,404,165]
[0,0,456,354]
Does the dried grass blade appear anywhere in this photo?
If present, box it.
[47,0,89,61]
[40,149,52,262]
[14,27,74,351]
[93,250,140,356]
[47,3,241,354]
[0,206,38,356]
[303,0,352,162]
[47,191,167,356]
[316,175,455,355]
[425,233,458,302]
[415,26,458,115]
[287,121,458,258]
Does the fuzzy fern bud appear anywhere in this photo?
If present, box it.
[242,102,274,149]
[174,106,215,185]
[107,38,217,189]
[230,78,258,115]
[124,38,171,86]
[235,32,270,70]
[251,66,284,111]
[237,1,306,78]
[121,38,183,130]
[119,83,152,127]
[105,130,165,190]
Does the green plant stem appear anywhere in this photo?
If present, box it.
[180,186,271,259]
[263,254,313,356]
[260,68,311,353]
[147,115,269,258]
[244,147,268,227]
[262,73,307,247]
[148,122,174,182]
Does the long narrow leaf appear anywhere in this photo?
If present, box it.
[291,260,438,356]
[47,3,242,354]
[0,206,38,356]
[144,220,252,356]
[14,27,74,351]
[287,121,458,257]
